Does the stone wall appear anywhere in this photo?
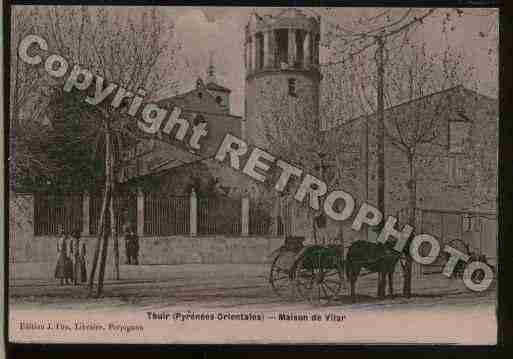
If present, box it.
[245,70,320,148]
[9,193,34,263]
[12,232,283,266]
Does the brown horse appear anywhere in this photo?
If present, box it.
[345,240,403,300]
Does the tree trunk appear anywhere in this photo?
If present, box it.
[403,257,413,298]
[96,130,113,297]
[403,153,416,298]
[110,188,119,280]
[376,36,386,217]
[88,180,111,296]
[312,212,317,244]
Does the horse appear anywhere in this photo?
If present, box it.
[345,239,404,301]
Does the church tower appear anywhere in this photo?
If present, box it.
[244,9,321,147]
[204,51,231,114]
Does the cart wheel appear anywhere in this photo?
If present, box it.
[295,252,345,305]
[269,253,294,299]
[469,263,495,283]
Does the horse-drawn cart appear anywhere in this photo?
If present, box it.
[269,236,346,304]
[269,235,412,304]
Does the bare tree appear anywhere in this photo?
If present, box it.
[319,8,496,297]
[10,6,182,296]
[382,42,471,297]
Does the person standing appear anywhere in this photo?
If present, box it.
[54,225,72,285]
[79,242,87,283]
[129,225,140,265]
[314,211,329,245]
[124,224,133,264]
[70,229,82,285]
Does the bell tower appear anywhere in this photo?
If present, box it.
[205,51,231,113]
[244,9,321,147]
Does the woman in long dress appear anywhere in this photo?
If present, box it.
[79,242,87,283]
[54,226,73,285]
[71,230,82,285]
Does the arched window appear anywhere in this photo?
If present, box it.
[276,29,289,67]
[295,30,305,67]
[314,34,320,65]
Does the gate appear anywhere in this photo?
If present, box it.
[198,196,241,235]
[397,207,497,276]
[249,200,273,236]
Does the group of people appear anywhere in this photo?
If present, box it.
[54,226,87,285]
[55,223,140,285]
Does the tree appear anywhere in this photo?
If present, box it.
[9,7,62,190]
[56,7,178,296]
[382,42,471,297]
[320,8,496,297]
[10,6,182,296]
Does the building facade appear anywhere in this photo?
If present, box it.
[325,86,498,264]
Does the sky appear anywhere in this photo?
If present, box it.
[160,7,498,117]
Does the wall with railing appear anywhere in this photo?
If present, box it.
[12,191,284,265]
[29,190,282,238]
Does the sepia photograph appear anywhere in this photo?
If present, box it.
[7,5,499,344]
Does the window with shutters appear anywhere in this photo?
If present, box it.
[448,156,465,185]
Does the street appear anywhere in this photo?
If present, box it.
[9,262,496,312]
[9,262,497,344]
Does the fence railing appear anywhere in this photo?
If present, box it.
[144,194,190,236]
[33,191,280,237]
[249,204,272,236]
[34,193,83,235]
[198,196,241,235]
[90,192,137,235]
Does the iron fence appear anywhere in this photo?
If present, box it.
[90,191,137,235]
[144,193,190,236]
[198,196,241,235]
[34,193,83,235]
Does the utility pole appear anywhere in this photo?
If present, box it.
[376,35,386,219]
[314,151,329,245]
[364,104,369,202]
